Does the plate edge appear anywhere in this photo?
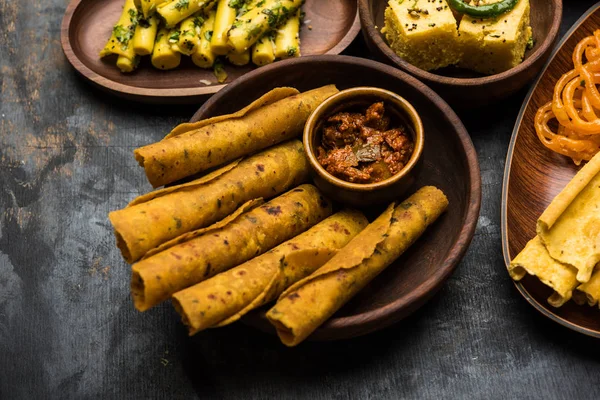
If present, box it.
[500,1,600,339]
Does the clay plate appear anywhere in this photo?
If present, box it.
[502,3,600,338]
[359,0,562,107]
[191,55,481,341]
[60,0,360,104]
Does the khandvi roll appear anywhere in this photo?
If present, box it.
[116,55,140,72]
[228,0,303,54]
[172,209,368,335]
[172,14,202,55]
[100,0,139,72]
[134,85,338,187]
[274,9,301,59]
[267,186,449,346]
[151,27,182,70]
[100,0,305,73]
[131,184,333,311]
[252,33,275,66]
[211,0,239,55]
[132,14,160,55]
[192,10,216,67]
[139,0,171,18]
[109,140,309,263]
[158,0,216,28]
[227,48,250,66]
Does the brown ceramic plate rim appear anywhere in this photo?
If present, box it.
[358,0,563,86]
[192,55,481,337]
[59,0,361,99]
[501,2,600,339]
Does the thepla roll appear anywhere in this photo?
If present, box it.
[134,85,338,187]
[266,186,448,346]
[172,210,369,334]
[131,184,332,311]
[109,140,308,263]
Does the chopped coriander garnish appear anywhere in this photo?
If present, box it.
[169,30,181,43]
[204,30,213,41]
[287,46,297,57]
[213,58,228,83]
[113,24,134,50]
[245,24,262,40]
[174,0,190,11]
[193,15,205,28]
[228,0,246,9]
[526,35,535,50]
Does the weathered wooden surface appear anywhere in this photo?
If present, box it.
[0,1,599,399]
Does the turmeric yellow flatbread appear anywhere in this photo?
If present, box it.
[165,87,298,138]
[109,140,308,263]
[575,265,600,308]
[171,210,368,335]
[130,184,332,312]
[134,85,339,187]
[537,152,600,283]
[267,186,448,346]
[509,236,579,307]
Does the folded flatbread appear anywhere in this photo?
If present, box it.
[109,140,308,263]
[172,210,369,335]
[131,184,332,311]
[266,186,448,346]
[509,236,579,307]
[134,85,339,187]
[574,265,600,308]
[537,152,600,283]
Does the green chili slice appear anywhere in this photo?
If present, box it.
[447,0,519,18]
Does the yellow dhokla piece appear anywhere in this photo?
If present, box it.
[458,0,532,74]
[382,0,461,71]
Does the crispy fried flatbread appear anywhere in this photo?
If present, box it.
[509,236,579,307]
[537,152,600,283]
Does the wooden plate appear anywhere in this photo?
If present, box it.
[502,3,600,338]
[191,55,482,341]
[358,0,562,107]
[60,0,360,104]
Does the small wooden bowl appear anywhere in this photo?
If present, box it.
[191,55,481,341]
[502,3,600,338]
[303,87,425,207]
[358,0,563,107]
[60,0,360,104]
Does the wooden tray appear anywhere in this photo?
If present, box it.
[60,0,360,104]
[192,55,482,341]
[502,3,600,338]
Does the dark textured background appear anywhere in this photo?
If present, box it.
[1,1,599,399]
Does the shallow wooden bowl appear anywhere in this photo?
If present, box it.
[60,0,360,104]
[502,4,600,338]
[191,55,482,341]
[358,0,562,107]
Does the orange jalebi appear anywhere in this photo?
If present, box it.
[535,30,600,165]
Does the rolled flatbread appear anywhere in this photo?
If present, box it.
[266,186,448,346]
[131,184,332,311]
